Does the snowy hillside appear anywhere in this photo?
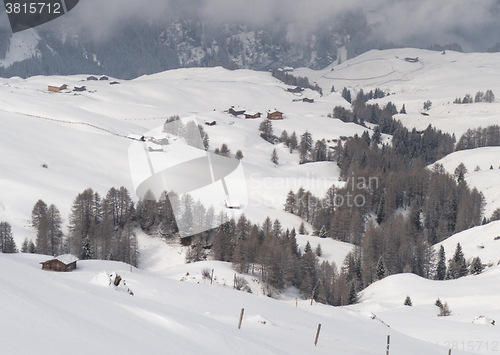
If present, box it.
[432,147,500,216]
[0,253,473,355]
[297,48,500,137]
[0,67,366,244]
[436,221,500,267]
[355,268,500,355]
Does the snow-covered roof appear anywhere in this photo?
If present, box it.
[54,254,79,265]
[225,199,240,209]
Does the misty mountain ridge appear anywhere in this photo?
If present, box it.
[0,10,395,79]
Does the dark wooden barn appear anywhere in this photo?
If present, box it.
[87,76,98,81]
[302,98,314,103]
[41,254,78,272]
[244,112,261,119]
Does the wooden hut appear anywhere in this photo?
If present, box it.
[244,111,261,119]
[99,76,109,81]
[48,84,68,93]
[302,98,314,103]
[267,110,283,120]
[73,86,87,92]
[228,106,246,116]
[41,254,78,272]
[87,76,98,81]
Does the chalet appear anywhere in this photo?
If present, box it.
[99,76,109,81]
[48,84,68,93]
[267,110,283,120]
[87,76,98,81]
[225,198,240,209]
[287,86,303,93]
[404,57,419,63]
[73,86,87,92]
[228,106,246,116]
[302,98,314,103]
[146,142,163,152]
[41,254,78,272]
[244,111,261,119]
[110,81,120,85]
[127,134,146,141]
[205,120,217,126]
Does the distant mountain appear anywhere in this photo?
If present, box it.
[0,11,392,79]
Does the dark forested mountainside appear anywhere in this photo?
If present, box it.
[0,9,395,79]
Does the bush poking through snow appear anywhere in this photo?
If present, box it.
[234,276,252,293]
[404,296,412,306]
[438,302,451,316]
[435,298,442,308]
[202,268,212,279]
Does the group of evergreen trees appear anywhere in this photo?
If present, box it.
[203,216,354,305]
[435,244,484,280]
[453,90,495,104]
[455,125,500,151]
[341,87,386,104]
[272,69,323,95]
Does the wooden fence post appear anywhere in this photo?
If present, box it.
[211,269,214,284]
[448,349,452,355]
[314,324,322,346]
[238,308,245,329]
[386,335,390,355]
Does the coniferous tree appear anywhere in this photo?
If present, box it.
[219,143,231,157]
[376,256,387,280]
[235,150,244,160]
[298,222,306,235]
[21,238,29,253]
[288,131,298,153]
[469,256,484,275]
[315,243,322,257]
[299,131,313,164]
[259,119,275,143]
[400,104,407,114]
[435,245,447,280]
[31,199,48,229]
[435,298,442,308]
[453,242,468,278]
[347,281,358,304]
[28,240,36,253]
[0,222,17,253]
[341,87,352,103]
[271,148,279,165]
[484,90,495,103]
[279,130,289,146]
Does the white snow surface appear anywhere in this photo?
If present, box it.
[0,253,474,355]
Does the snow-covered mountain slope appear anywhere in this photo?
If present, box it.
[296,48,500,137]
[0,68,367,244]
[0,253,472,355]
[432,147,500,217]
[354,267,500,355]
[436,221,500,267]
